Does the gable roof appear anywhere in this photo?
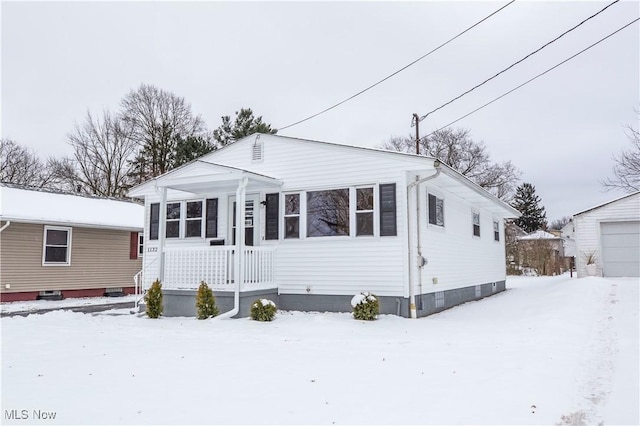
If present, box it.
[518,230,561,240]
[574,191,640,216]
[0,184,144,230]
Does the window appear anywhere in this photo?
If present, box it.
[356,187,374,236]
[43,226,71,265]
[205,198,218,238]
[472,211,481,237]
[166,202,181,238]
[149,203,159,240]
[185,201,203,237]
[307,189,349,237]
[493,220,500,241]
[138,233,144,256]
[428,193,444,227]
[284,193,300,239]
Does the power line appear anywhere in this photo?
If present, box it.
[277,0,516,131]
[422,17,639,140]
[419,0,620,122]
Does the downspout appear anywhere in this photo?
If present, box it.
[406,161,441,319]
[216,176,248,320]
[0,221,10,233]
[157,186,167,283]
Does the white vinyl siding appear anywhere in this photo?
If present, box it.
[574,193,640,278]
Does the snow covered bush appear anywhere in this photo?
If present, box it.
[250,298,277,322]
[144,279,163,319]
[195,281,219,319]
[351,292,380,321]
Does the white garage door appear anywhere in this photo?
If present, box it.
[601,221,640,277]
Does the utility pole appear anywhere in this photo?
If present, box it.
[412,113,420,155]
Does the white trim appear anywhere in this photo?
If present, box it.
[42,225,72,266]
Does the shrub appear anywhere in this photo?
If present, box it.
[250,298,277,322]
[351,292,380,321]
[196,281,219,319]
[144,279,163,319]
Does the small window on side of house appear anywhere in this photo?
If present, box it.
[428,193,444,227]
[43,226,71,266]
[493,220,500,241]
[138,233,144,256]
[472,211,481,237]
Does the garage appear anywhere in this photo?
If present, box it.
[601,221,640,277]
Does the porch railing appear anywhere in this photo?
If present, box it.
[163,246,277,291]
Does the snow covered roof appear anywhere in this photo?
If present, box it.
[518,230,561,240]
[0,184,144,230]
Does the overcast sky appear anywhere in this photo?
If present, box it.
[2,1,639,222]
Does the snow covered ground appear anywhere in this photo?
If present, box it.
[0,295,137,315]
[1,275,638,425]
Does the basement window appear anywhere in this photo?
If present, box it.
[43,226,72,266]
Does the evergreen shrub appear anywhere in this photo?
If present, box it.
[351,292,380,320]
[196,281,219,319]
[250,298,277,321]
[145,279,163,319]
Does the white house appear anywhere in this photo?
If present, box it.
[129,134,520,318]
[574,191,640,278]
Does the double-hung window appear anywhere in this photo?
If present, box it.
[472,211,481,237]
[185,201,203,238]
[356,187,374,236]
[166,202,181,238]
[43,226,71,265]
[493,220,500,241]
[284,193,300,239]
[428,193,444,227]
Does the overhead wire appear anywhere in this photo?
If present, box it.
[276,0,516,131]
[418,0,621,122]
[421,17,640,140]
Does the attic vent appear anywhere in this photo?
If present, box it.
[252,142,264,162]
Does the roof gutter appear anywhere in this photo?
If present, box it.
[406,161,441,319]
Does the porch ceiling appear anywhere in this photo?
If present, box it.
[156,161,282,194]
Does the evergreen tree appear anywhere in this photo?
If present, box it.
[173,135,215,168]
[511,183,547,233]
[195,281,219,319]
[212,108,277,147]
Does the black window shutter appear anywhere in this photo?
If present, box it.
[379,184,397,236]
[205,198,218,238]
[149,203,159,240]
[265,193,279,240]
[428,194,437,225]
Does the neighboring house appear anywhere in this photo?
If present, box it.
[516,229,573,275]
[129,133,520,318]
[574,191,640,278]
[0,184,144,302]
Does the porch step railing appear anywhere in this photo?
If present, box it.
[163,246,277,291]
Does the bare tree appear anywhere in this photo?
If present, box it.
[381,128,521,201]
[601,122,640,192]
[549,216,571,231]
[53,110,138,197]
[0,139,54,187]
[121,84,205,180]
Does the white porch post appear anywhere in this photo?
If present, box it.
[158,186,167,283]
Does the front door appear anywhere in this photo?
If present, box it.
[229,195,260,246]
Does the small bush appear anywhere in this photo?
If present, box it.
[145,279,163,319]
[196,281,219,319]
[250,298,277,322]
[351,292,380,321]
